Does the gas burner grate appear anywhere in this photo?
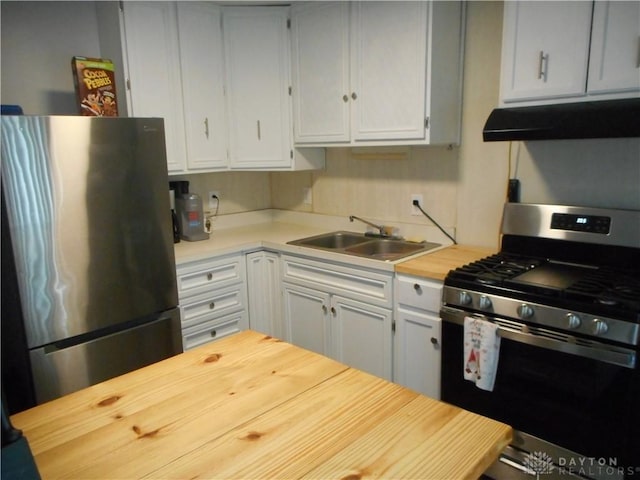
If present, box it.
[449,254,543,286]
[567,270,640,311]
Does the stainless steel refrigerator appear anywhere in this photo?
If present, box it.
[1,116,181,412]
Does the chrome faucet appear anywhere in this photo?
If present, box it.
[349,215,385,235]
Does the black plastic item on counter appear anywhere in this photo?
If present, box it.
[2,393,41,480]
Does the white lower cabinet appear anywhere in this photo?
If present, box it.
[282,283,331,356]
[332,295,392,381]
[394,274,443,399]
[246,251,283,338]
[176,254,248,350]
[281,254,393,380]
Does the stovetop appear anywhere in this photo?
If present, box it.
[445,252,640,321]
[444,203,640,324]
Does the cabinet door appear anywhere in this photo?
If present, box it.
[291,2,350,143]
[394,309,441,399]
[331,296,392,380]
[121,2,187,173]
[282,283,330,356]
[246,251,283,338]
[177,3,228,171]
[500,1,592,103]
[350,2,427,141]
[223,7,292,169]
[588,1,640,95]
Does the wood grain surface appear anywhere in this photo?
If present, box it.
[12,330,511,479]
[395,245,496,280]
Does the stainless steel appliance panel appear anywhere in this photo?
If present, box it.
[29,308,181,404]
[1,116,178,349]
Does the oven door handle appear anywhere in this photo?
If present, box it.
[440,307,637,369]
[496,327,636,369]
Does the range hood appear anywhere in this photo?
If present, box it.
[483,98,640,142]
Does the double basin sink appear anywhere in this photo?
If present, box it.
[287,231,441,262]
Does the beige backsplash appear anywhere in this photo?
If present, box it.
[272,147,458,226]
[173,145,460,244]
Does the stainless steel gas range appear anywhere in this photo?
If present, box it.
[440,203,640,480]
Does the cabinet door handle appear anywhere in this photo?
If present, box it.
[210,330,217,338]
[322,305,328,314]
[330,307,336,315]
[204,117,209,139]
[430,337,438,346]
[207,273,213,281]
[351,92,357,100]
[342,94,349,103]
[538,51,548,81]
[257,120,261,140]
[209,302,215,310]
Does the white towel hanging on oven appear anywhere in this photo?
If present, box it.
[464,316,501,392]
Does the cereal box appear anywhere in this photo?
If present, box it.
[71,56,118,117]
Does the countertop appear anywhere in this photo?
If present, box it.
[11,330,512,479]
[395,244,496,281]
[174,215,494,278]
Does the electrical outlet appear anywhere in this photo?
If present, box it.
[208,190,220,209]
[302,187,312,205]
[410,194,423,215]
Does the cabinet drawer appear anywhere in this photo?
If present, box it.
[177,255,245,300]
[182,311,248,351]
[282,255,393,308]
[395,275,443,313]
[180,285,246,328]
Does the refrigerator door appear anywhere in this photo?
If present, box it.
[1,116,178,348]
[29,308,181,404]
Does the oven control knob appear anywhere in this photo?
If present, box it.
[591,319,609,336]
[566,313,582,329]
[517,304,534,319]
[479,295,493,310]
[459,291,472,306]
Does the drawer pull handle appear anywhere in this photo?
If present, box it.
[413,283,422,292]
[207,273,213,281]
[210,330,217,338]
[209,302,215,310]
[430,337,438,346]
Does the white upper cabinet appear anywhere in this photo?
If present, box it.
[98,3,323,173]
[291,1,464,146]
[223,7,324,171]
[587,1,640,95]
[223,7,292,169]
[119,2,187,173]
[350,2,427,142]
[177,3,227,172]
[500,1,640,106]
[291,3,350,143]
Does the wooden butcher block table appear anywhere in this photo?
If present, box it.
[11,330,511,480]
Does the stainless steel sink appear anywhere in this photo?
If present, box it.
[287,231,441,261]
[344,239,431,260]
[289,231,370,250]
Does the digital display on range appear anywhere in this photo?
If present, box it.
[551,213,611,234]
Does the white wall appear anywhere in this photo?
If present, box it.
[1,1,102,114]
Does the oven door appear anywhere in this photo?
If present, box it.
[440,306,640,480]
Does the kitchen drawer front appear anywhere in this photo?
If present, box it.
[180,284,247,329]
[282,255,392,308]
[182,310,248,351]
[395,274,443,313]
[177,254,246,300]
